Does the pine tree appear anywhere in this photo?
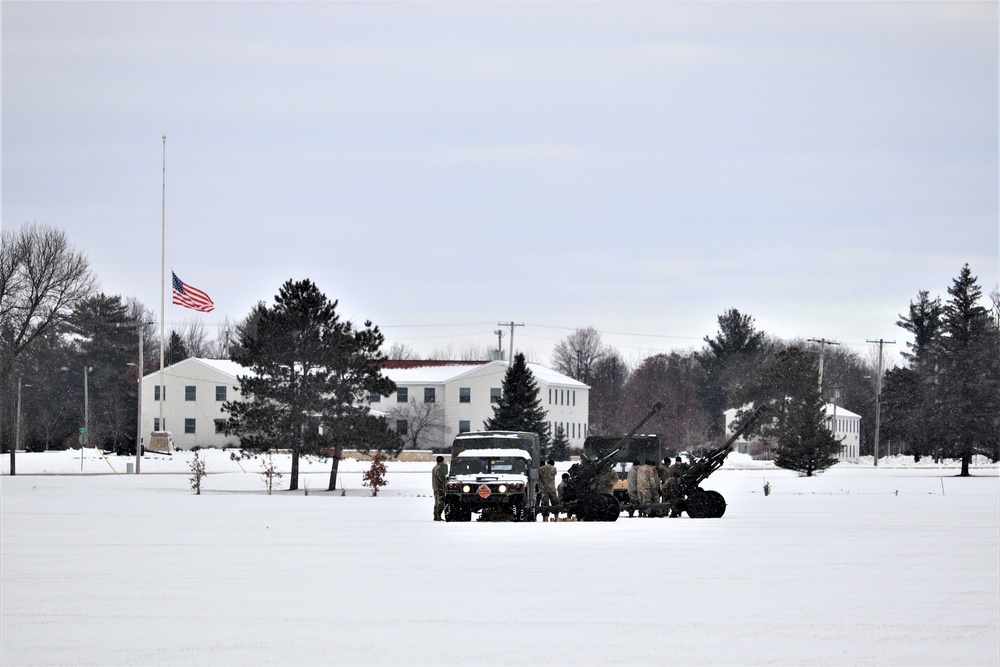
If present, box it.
[225,279,396,491]
[733,346,841,476]
[938,265,1000,475]
[483,353,550,445]
[696,309,767,437]
[549,424,570,461]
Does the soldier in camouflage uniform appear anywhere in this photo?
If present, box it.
[431,456,449,521]
[538,459,559,522]
[637,459,659,516]
[662,456,685,517]
[596,466,618,496]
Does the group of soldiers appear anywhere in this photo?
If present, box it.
[625,456,688,517]
[535,455,690,521]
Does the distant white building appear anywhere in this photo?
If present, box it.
[142,358,589,451]
[141,358,247,451]
[374,360,590,450]
[724,403,861,461]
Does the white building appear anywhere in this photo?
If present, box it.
[141,358,247,451]
[142,358,589,451]
[373,360,589,450]
[823,403,861,460]
[724,403,862,461]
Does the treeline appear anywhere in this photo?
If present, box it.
[3,222,998,473]
[548,267,999,472]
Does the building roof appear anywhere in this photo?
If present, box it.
[143,357,251,380]
[382,359,588,388]
[822,403,861,419]
[144,358,588,389]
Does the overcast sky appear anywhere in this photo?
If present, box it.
[3,2,997,366]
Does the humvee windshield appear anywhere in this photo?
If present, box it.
[452,457,528,475]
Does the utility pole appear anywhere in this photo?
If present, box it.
[808,338,840,397]
[497,321,523,364]
[866,338,896,468]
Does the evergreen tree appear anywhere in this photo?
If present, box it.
[225,279,396,491]
[938,265,1000,474]
[696,309,767,437]
[70,294,143,453]
[164,331,190,365]
[548,424,570,461]
[483,353,550,445]
[733,346,841,476]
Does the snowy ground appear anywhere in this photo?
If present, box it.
[2,450,998,667]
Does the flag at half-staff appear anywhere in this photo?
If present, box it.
[172,271,215,312]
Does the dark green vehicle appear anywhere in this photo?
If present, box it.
[443,431,540,522]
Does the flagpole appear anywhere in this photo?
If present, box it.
[158,135,166,432]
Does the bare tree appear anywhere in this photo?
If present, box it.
[429,342,492,361]
[990,284,999,328]
[387,398,446,450]
[213,316,238,359]
[1,223,97,386]
[551,327,607,384]
[386,342,419,360]
[181,318,212,358]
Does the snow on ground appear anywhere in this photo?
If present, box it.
[2,450,998,667]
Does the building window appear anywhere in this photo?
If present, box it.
[397,388,408,403]
[184,418,196,434]
[548,388,552,404]
[154,418,162,431]
[214,419,226,434]
[490,388,501,404]
[459,387,471,403]
[397,419,408,436]
[572,391,575,406]
[369,392,381,403]
[154,386,165,401]
[459,420,470,434]
[216,386,227,402]
[424,387,436,403]
[185,386,196,401]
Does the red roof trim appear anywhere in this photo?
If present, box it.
[381,360,491,370]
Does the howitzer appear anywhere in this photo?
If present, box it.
[554,401,664,522]
[667,404,769,518]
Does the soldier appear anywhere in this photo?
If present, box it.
[663,456,686,519]
[431,455,448,521]
[627,460,640,503]
[556,472,573,520]
[637,459,659,516]
[596,465,617,497]
[538,459,558,522]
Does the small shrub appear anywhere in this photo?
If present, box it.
[362,454,388,496]
[763,480,771,496]
[260,453,283,495]
[189,451,207,495]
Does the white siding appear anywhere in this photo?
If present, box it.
[141,359,244,451]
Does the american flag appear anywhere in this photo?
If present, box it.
[172,272,215,313]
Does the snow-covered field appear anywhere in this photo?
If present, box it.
[2,450,998,667]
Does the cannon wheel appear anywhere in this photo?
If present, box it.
[576,491,607,522]
[705,490,727,518]
[601,493,620,522]
[685,489,712,518]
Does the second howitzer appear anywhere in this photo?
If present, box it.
[668,404,769,518]
[554,401,664,522]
